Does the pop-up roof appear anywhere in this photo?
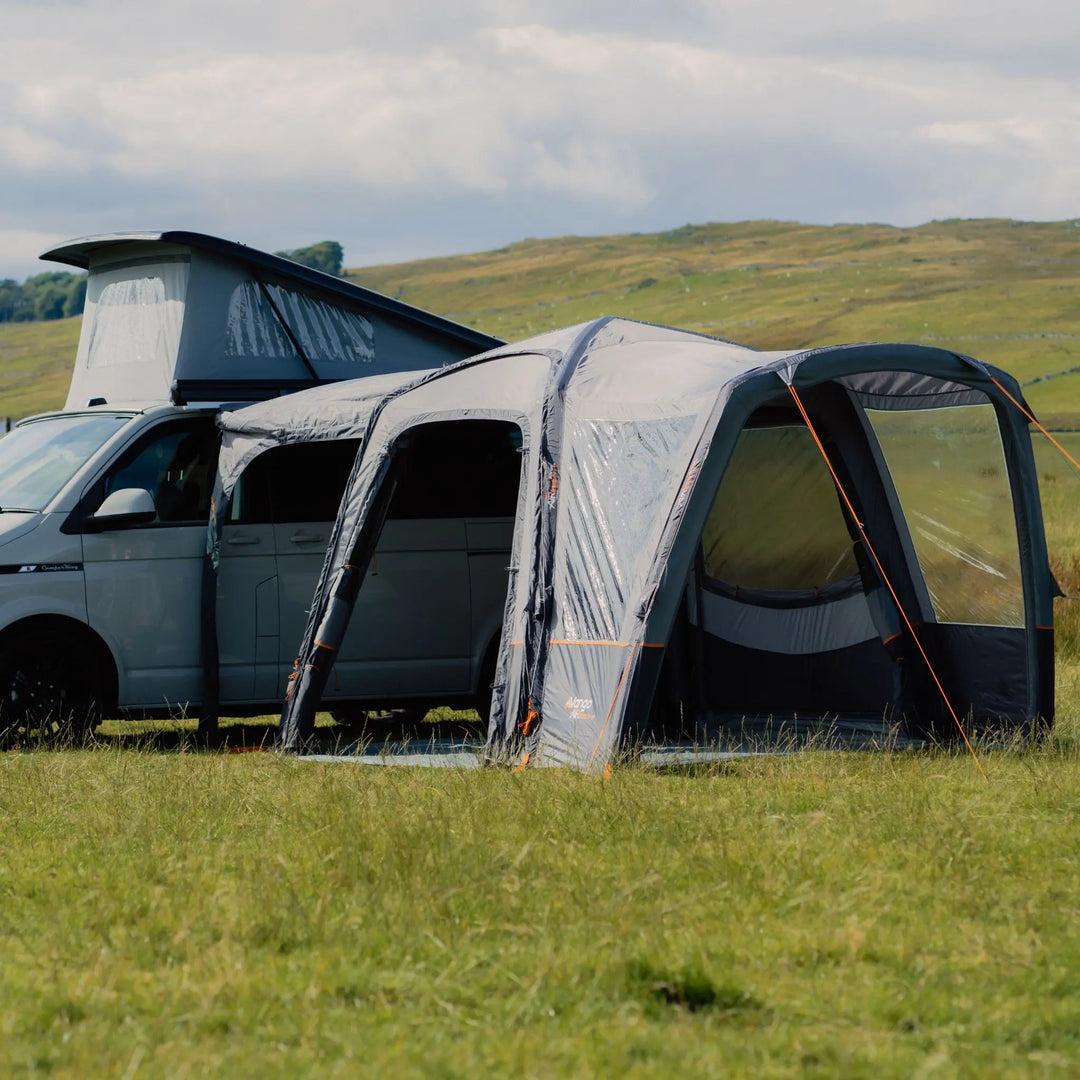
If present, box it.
[42,230,502,410]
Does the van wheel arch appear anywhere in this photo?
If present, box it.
[0,616,118,736]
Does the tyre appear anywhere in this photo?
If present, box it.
[328,707,372,728]
[0,628,103,744]
[329,707,420,728]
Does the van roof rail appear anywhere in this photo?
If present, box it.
[171,378,333,405]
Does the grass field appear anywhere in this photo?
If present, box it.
[3,745,1080,1078]
[5,220,1080,1076]
[0,316,80,421]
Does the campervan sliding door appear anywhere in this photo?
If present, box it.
[233,437,474,704]
[230,440,366,700]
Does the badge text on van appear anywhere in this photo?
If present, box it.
[0,563,83,575]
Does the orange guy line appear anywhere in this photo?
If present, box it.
[788,384,987,780]
[991,377,1080,476]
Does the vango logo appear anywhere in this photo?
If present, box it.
[564,695,595,721]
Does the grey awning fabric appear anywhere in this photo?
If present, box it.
[214,369,425,496]
[201,317,1053,768]
[837,370,989,410]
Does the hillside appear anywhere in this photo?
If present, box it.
[346,218,1080,426]
[0,316,81,421]
[5,219,1080,421]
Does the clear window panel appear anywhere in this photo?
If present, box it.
[865,403,1023,626]
[82,261,189,371]
[703,425,858,590]
[225,281,297,360]
[266,285,375,365]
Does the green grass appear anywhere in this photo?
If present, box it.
[0,317,80,421]
[4,745,1080,1078]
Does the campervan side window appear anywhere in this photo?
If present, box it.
[102,419,218,525]
[865,402,1024,627]
[387,421,522,520]
[232,422,521,527]
[703,424,858,591]
[234,440,362,524]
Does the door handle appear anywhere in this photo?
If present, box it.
[226,534,261,546]
[289,532,326,544]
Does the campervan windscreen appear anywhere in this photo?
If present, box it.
[0,414,129,512]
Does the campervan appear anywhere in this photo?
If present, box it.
[0,232,506,734]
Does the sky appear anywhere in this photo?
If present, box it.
[1,0,1079,279]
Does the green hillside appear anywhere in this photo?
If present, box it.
[0,316,80,420]
[347,218,1080,426]
[5,219,1080,421]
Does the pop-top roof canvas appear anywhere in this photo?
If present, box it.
[42,231,502,410]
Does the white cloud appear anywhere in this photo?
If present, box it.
[1,1,1079,277]
[0,227,74,278]
[0,122,88,172]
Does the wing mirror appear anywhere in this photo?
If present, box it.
[90,488,157,529]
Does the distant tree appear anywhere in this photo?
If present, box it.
[23,275,56,319]
[7,271,87,322]
[0,279,24,322]
[22,273,70,320]
[274,241,344,277]
[62,275,87,318]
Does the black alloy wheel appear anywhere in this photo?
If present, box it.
[0,629,102,745]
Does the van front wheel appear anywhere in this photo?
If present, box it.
[0,628,103,744]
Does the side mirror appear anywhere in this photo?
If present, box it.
[90,488,157,529]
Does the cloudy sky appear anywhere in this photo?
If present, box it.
[2,0,1079,279]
